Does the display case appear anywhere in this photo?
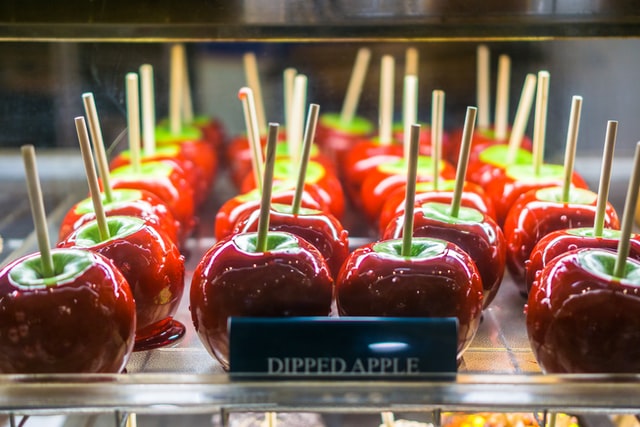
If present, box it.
[2,2,640,426]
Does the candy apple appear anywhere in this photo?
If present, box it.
[314,113,374,169]
[0,248,136,373]
[467,143,533,189]
[214,182,329,242]
[335,237,483,357]
[359,156,456,224]
[59,216,185,350]
[59,188,179,245]
[526,248,640,373]
[485,163,589,226]
[190,231,334,369]
[232,203,349,278]
[383,202,505,308]
[504,186,619,289]
[240,158,345,219]
[110,145,206,206]
[155,123,218,188]
[526,228,640,294]
[446,127,532,166]
[191,115,226,151]
[378,180,496,236]
[109,160,195,241]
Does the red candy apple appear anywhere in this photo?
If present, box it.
[378,180,496,236]
[526,228,640,294]
[59,188,179,245]
[109,160,196,241]
[383,202,505,308]
[504,186,619,289]
[59,216,185,350]
[315,112,374,169]
[190,231,334,369]
[0,248,136,373]
[232,203,349,278]
[526,248,640,373]
[336,238,483,357]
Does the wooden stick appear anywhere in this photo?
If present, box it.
[169,44,184,135]
[288,74,308,164]
[340,47,371,125]
[614,141,640,278]
[532,71,550,176]
[292,104,320,215]
[506,73,537,164]
[381,411,395,427]
[243,52,267,135]
[75,117,110,241]
[431,90,445,191]
[265,412,277,427]
[593,121,618,237]
[561,96,583,203]
[379,55,395,146]
[82,92,113,203]
[476,45,490,130]
[139,64,156,156]
[494,54,511,141]
[402,74,418,162]
[181,46,194,123]
[21,145,54,277]
[238,87,264,192]
[283,67,297,131]
[256,124,279,253]
[405,47,419,77]
[402,124,421,258]
[451,107,478,218]
[126,72,142,174]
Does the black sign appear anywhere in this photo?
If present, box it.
[229,317,458,379]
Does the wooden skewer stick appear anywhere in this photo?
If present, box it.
[379,55,395,146]
[402,74,419,162]
[476,45,490,130]
[614,141,640,278]
[431,90,445,191]
[532,71,550,176]
[255,124,280,253]
[82,92,113,203]
[139,64,156,156]
[402,124,421,258]
[239,87,265,192]
[593,121,618,237]
[340,47,371,125]
[243,52,267,135]
[494,54,511,141]
[75,117,110,241]
[169,44,184,135]
[506,74,537,165]
[126,72,142,174]
[451,107,478,218]
[561,96,583,203]
[21,145,54,277]
[292,104,320,215]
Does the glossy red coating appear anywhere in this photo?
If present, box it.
[240,160,346,220]
[359,161,456,224]
[314,118,374,170]
[526,248,640,373]
[526,230,640,294]
[156,135,218,189]
[446,127,532,166]
[377,181,496,236]
[214,183,329,242]
[383,208,505,308]
[485,167,589,226]
[232,207,350,278]
[109,161,196,241]
[0,249,136,373]
[59,220,185,348]
[59,189,180,246]
[190,233,334,369]
[504,189,620,289]
[335,239,483,357]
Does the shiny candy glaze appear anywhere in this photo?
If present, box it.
[377,181,496,236]
[314,113,374,170]
[503,189,619,288]
[189,233,334,369]
[335,240,483,356]
[526,230,640,294]
[484,166,589,226]
[0,249,136,373]
[59,221,185,345]
[445,127,533,166]
[526,248,640,373]
[383,208,505,308]
[214,183,328,242]
[59,189,180,246]
[359,161,457,224]
[233,207,350,279]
